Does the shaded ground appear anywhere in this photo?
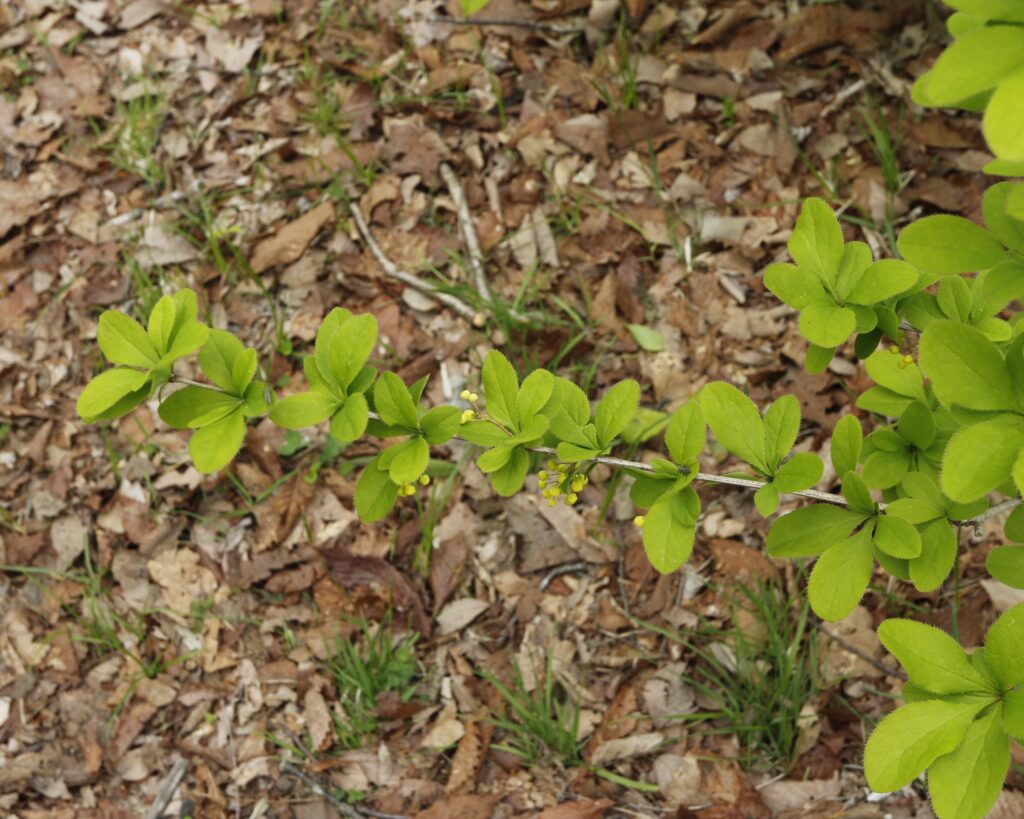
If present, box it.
[1,0,1023,817]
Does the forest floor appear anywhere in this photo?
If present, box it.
[1,0,1023,817]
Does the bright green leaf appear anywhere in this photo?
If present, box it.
[355,457,399,522]
[330,393,368,443]
[788,198,844,285]
[420,405,461,445]
[984,66,1024,161]
[753,482,780,517]
[490,447,529,496]
[928,708,1009,819]
[766,504,868,558]
[595,380,640,447]
[643,489,699,573]
[147,296,175,354]
[159,386,239,429]
[626,323,665,352]
[76,368,151,421]
[773,452,823,493]
[700,382,766,472]
[269,391,336,429]
[665,402,705,465]
[898,215,1008,277]
[516,369,554,422]
[98,310,158,368]
[763,395,800,469]
[874,515,922,559]
[381,436,429,485]
[799,303,856,348]
[808,527,874,621]
[987,545,1024,588]
[482,350,519,428]
[845,259,919,305]
[920,321,1017,411]
[374,371,419,429]
[198,329,245,393]
[941,416,1024,502]
[763,263,829,309]
[985,602,1024,689]
[878,619,990,694]
[831,415,863,476]
[864,699,984,793]
[190,409,246,473]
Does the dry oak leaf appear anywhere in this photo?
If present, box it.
[413,794,498,819]
[250,201,334,273]
[436,599,489,635]
[146,548,218,611]
[445,719,488,793]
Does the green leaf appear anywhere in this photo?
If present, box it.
[878,619,990,695]
[1003,688,1024,739]
[897,401,936,451]
[97,310,159,368]
[459,0,491,15]
[910,521,958,593]
[831,415,863,476]
[984,66,1024,161]
[482,350,520,428]
[626,323,665,352]
[329,313,377,391]
[987,545,1024,588]
[190,409,246,473]
[1007,505,1024,541]
[162,319,209,365]
[898,215,1008,277]
[805,343,834,374]
[381,437,429,485]
[985,602,1024,689]
[845,260,919,305]
[808,527,874,622]
[374,371,419,429]
[507,414,548,445]
[665,402,705,464]
[983,182,1024,254]
[355,457,400,522]
[159,386,240,429]
[198,329,245,393]
[928,708,1010,819]
[835,241,874,299]
[458,419,510,446]
[944,0,1024,22]
[595,380,640,447]
[788,198,844,285]
[76,368,151,421]
[766,504,868,558]
[919,321,1017,412]
[941,417,1024,502]
[330,393,368,443]
[799,303,856,348]
[269,391,336,429]
[643,488,699,573]
[874,515,922,559]
[146,296,176,354]
[700,382,766,472]
[864,699,984,793]
[842,471,876,513]
[490,447,528,496]
[753,482,780,517]
[420,405,461,444]
[763,263,829,309]
[773,452,823,493]
[862,449,910,490]
[477,444,513,474]
[921,25,1024,105]
[231,348,258,396]
[864,349,927,401]
[763,395,800,469]
[516,369,554,422]
[556,442,602,462]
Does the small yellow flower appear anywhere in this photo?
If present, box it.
[634,515,645,528]
[902,354,914,364]
[460,389,473,401]
[547,459,558,471]
[538,470,549,481]
[469,392,479,403]
[889,345,900,354]
[571,480,583,493]
[565,493,578,505]
[418,474,431,486]
[548,498,557,507]
[460,409,475,423]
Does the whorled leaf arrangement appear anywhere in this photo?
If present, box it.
[76,1,1024,815]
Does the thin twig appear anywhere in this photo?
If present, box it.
[349,203,485,326]
[144,758,188,819]
[424,15,581,36]
[439,162,490,303]
[819,625,907,681]
[280,762,374,819]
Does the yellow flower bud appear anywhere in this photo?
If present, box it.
[634,515,645,528]
[548,498,557,507]
[460,409,475,423]
[565,493,578,505]
[571,480,583,492]
[469,392,479,403]
[889,345,900,354]
[538,470,549,481]
[902,354,914,364]
[547,459,558,471]
[460,389,472,401]
[419,474,430,486]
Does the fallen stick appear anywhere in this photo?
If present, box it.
[349,203,486,327]
[144,758,188,819]
[424,15,581,36]
[439,162,490,302]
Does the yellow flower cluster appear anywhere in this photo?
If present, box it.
[537,459,588,507]
[399,473,431,496]
[890,345,915,370]
[459,389,480,424]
